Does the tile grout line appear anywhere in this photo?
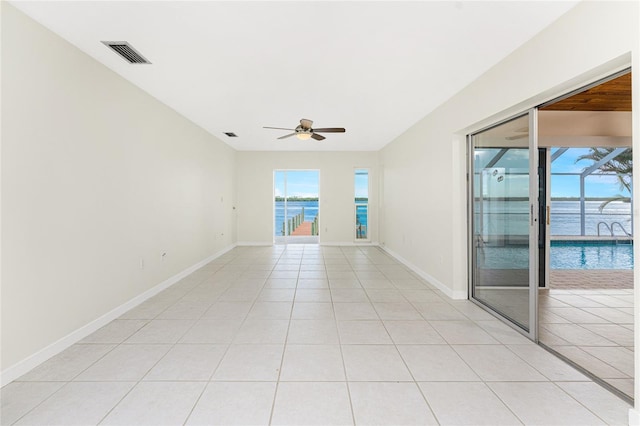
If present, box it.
[267,244,302,426]
[98,259,235,425]
[360,245,443,425]
[6,245,633,425]
[335,246,358,426]
[100,249,262,424]
[182,248,283,424]
[88,268,220,424]
[11,265,222,425]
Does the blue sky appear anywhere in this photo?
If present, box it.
[274,170,369,198]
[551,148,629,198]
[274,170,319,198]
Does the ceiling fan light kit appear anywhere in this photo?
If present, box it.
[264,119,345,141]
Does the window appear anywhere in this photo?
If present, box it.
[355,169,369,240]
[550,147,632,236]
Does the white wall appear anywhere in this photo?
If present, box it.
[1,4,237,375]
[236,152,378,245]
[380,1,638,300]
[380,0,640,414]
[3,0,640,409]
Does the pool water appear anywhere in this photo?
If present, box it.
[551,240,633,270]
[478,240,633,270]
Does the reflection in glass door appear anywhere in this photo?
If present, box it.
[274,170,320,244]
[469,111,538,339]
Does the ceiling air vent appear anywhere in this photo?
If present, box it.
[101,41,151,64]
[224,132,238,137]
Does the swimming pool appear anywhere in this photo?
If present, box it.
[551,240,633,270]
[477,240,633,270]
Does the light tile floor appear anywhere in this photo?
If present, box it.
[1,245,632,425]
[540,286,635,399]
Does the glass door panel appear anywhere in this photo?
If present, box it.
[470,112,538,338]
[274,170,320,243]
[275,171,287,237]
[355,205,368,239]
[355,169,369,240]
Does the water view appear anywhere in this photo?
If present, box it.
[275,199,319,236]
[550,200,632,236]
[476,200,632,237]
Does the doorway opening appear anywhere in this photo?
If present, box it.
[274,170,320,244]
[538,71,634,401]
[468,70,633,402]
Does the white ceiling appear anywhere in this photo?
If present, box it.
[10,1,578,151]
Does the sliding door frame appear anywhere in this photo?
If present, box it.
[467,108,539,341]
[273,169,321,244]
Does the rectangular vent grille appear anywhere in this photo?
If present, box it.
[224,132,238,137]
[102,41,151,64]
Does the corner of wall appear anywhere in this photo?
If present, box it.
[380,245,465,300]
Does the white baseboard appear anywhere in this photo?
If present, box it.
[380,246,466,300]
[320,242,380,246]
[0,243,236,387]
[236,241,273,246]
[630,409,640,426]
[237,241,380,247]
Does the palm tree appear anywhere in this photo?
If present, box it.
[575,147,632,211]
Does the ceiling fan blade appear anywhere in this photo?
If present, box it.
[505,134,528,140]
[311,128,345,133]
[300,119,313,130]
[264,126,295,131]
[311,133,325,141]
[277,133,297,140]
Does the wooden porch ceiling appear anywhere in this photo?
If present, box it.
[541,72,631,111]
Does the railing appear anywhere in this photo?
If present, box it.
[611,221,632,237]
[597,221,632,237]
[596,222,611,237]
[356,223,367,239]
[281,207,304,236]
[280,209,320,236]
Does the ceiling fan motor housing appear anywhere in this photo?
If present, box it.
[264,118,344,140]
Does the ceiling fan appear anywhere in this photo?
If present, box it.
[505,127,529,140]
[264,118,345,141]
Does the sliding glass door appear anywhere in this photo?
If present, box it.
[469,111,538,339]
[274,170,320,244]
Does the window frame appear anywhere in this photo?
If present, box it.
[354,168,370,242]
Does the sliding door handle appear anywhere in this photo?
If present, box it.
[531,204,534,226]
[547,206,550,225]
